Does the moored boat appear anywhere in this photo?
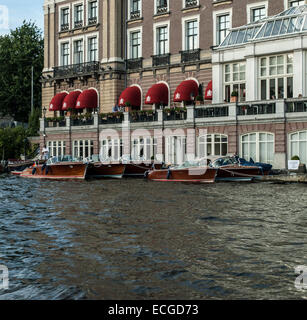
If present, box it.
[210,156,270,182]
[147,161,217,183]
[86,162,126,179]
[124,161,163,177]
[18,157,87,180]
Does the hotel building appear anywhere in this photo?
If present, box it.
[41,0,307,168]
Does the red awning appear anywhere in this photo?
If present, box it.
[145,83,169,105]
[49,92,68,111]
[173,80,199,102]
[205,81,212,100]
[118,86,141,107]
[62,90,82,111]
[76,89,98,109]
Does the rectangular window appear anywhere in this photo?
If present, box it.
[74,40,83,64]
[217,14,230,45]
[74,4,83,27]
[289,0,305,7]
[130,31,141,59]
[224,62,246,102]
[100,139,123,161]
[185,20,198,50]
[88,37,98,62]
[74,140,94,160]
[156,26,168,55]
[61,8,69,30]
[131,0,140,13]
[156,0,168,14]
[48,141,66,158]
[89,1,97,19]
[259,54,293,100]
[61,42,69,66]
[252,7,266,22]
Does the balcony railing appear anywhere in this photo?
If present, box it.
[180,49,201,63]
[286,100,307,113]
[60,23,69,32]
[156,5,168,14]
[99,113,124,125]
[46,120,66,128]
[152,54,170,67]
[72,117,94,127]
[130,111,158,123]
[130,11,141,20]
[53,61,100,78]
[74,20,83,28]
[185,0,198,8]
[163,108,187,121]
[88,17,97,25]
[126,58,143,70]
[195,106,229,118]
[237,103,276,115]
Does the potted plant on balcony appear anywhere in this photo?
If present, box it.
[195,95,204,106]
[125,101,131,112]
[230,91,239,103]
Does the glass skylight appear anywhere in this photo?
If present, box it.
[219,5,307,48]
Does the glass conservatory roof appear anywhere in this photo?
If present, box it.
[219,5,307,48]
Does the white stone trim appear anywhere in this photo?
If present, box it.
[153,20,170,55]
[72,0,85,28]
[212,8,232,47]
[85,0,99,26]
[127,26,143,59]
[58,2,71,31]
[85,31,99,62]
[246,1,268,23]
[58,38,71,66]
[154,0,170,15]
[181,14,200,51]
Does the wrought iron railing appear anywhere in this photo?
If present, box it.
[185,0,198,8]
[195,106,229,118]
[152,54,170,67]
[163,109,187,121]
[180,49,201,63]
[237,103,276,115]
[72,118,94,126]
[53,61,100,78]
[156,5,168,14]
[286,100,307,113]
[88,17,97,25]
[99,113,124,125]
[60,23,69,32]
[130,112,158,123]
[126,58,143,70]
[130,10,141,20]
[46,120,66,128]
[74,20,83,28]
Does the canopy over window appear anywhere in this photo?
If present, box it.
[49,92,68,111]
[145,83,169,105]
[173,80,199,102]
[118,86,141,107]
[76,89,98,109]
[205,81,213,100]
[62,90,82,111]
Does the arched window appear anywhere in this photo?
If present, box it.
[198,134,228,158]
[241,132,274,163]
[289,131,307,164]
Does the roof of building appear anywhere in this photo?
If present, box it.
[218,5,307,49]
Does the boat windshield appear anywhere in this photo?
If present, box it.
[174,159,207,169]
[211,157,238,168]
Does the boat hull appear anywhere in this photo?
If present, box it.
[19,162,87,180]
[124,162,163,177]
[215,165,264,182]
[147,167,217,183]
[87,163,126,179]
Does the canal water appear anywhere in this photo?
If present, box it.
[0,174,306,300]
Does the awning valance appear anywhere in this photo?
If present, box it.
[205,81,213,100]
[62,90,82,111]
[173,80,199,102]
[76,89,98,109]
[118,86,141,107]
[49,92,68,111]
[145,83,169,105]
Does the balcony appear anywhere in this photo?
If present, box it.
[99,112,124,125]
[286,100,307,113]
[163,108,187,121]
[126,58,143,70]
[156,5,168,15]
[53,61,100,78]
[60,23,69,32]
[72,117,94,127]
[184,0,198,9]
[180,49,200,63]
[195,106,229,118]
[88,17,97,25]
[152,54,170,67]
[130,11,141,20]
[74,20,83,29]
[237,103,276,115]
[130,111,158,123]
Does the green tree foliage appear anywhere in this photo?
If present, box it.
[0,21,44,122]
[27,107,41,137]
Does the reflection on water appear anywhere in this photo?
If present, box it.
[0,174,307,299]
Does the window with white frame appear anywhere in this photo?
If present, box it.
[217,14,230,45]
[259,54,293,100]
[74,4,83,27]
[74,39,83,64]
[156,25,168,55]
[61,42,70,66]
[88,37,98,62]
[74,140,94,160]
[289,131,307,164]
[130,30,141,59]
[289,0,305,7]
[252,7,266,22]
[60,7,69,31]
[241,133,274,163]
[224,62,246,102]
[88,1,98,24]
[100,139,123,161]
[198,134,228,158]
[185,19,198,50]
[47,141,66,158]
[166,136,187,165]
[131,137,157,161]
[129,0,141,19]
[155,0,168,14]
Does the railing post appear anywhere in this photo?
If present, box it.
[157,109,164,126]
[229,103,237,118]
[65,116,71,129]
[186,106,195,124]
[93,113,99,127]
[276,99,286,117]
